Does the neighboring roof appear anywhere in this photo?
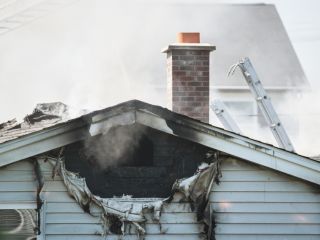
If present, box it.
[206,4,308,89]
[151,3,309,91]
[0,100,319,186]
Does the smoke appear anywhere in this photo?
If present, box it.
[278,87,320,157]
[83,124,147,169]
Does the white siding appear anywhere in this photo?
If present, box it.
[37,160,205,240]
[2,157,320,240]
[211,157,320,240]
[0,160,37,206]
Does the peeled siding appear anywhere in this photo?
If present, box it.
[211,158,320,240]
[38,160,205,240]
[2,157,320,240]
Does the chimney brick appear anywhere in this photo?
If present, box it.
[162,34,215,123]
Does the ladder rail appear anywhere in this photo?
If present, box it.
[235,57,295,152]
[211,99,242,135]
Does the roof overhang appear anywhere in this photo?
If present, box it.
[0,100,319,185]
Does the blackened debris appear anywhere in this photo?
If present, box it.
[24,102,68,124]
[108,215,123,235]
[0,119,18,130]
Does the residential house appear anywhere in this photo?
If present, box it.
[0,35,319,240]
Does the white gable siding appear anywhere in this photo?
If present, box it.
[2,158,320,240]
[42,160,205,240]
[211,158,320,240]
[0,160,37,206]
[0,160,205,239]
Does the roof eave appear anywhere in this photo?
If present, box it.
[0,100,319,185]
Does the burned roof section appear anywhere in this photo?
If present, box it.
[0,99,319,186]
[0,102,86,144]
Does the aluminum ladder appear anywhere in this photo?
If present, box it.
[229,57,295,152]
[211,100,242,135]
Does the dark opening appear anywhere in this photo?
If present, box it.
[65,124,209,198]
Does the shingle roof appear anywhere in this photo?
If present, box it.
[0,102,83,144]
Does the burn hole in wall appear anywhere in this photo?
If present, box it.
[65,124,210,198]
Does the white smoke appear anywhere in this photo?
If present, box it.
[83,124,147,169]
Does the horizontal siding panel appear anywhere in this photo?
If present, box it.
[1,160,34,171]
[212,158,320,239]
[0,181,37,191]
[46,223,103,235]
[0,172,59,182]
[46,202,193,213]
[46,202,102,214]
[43,191,74,202]
[219,158,264,171]
[46,223,203,235]
[211,202,320,213]
[210,192,320,203]
[215,213,320,224]
[43,181,67,192]
[0,159,54,172]
[220,171,297,182]
[212,181,319,192]
[215,223,320,234]
[0,202,36,209]
[0,171,35,181]
[46,213,101,224]
[0,191,36,201]
[46,234,206,240]
[215,235,320,240]
[46,212,198,224]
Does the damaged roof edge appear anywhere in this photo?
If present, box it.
[135,109,320,185]
[0,109,136,167]
[0,100,319,185]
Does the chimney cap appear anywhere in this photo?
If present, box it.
[162,32,215,53]
[177,32,200,43]
[161,43,216,53]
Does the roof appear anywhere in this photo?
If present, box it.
[0,102,86,144]
[0,100,319,186]
[154,3,308,90]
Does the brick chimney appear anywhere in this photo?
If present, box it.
[162,33,215,123]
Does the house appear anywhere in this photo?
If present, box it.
[0,33,319,240]
[0,99,320,240]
